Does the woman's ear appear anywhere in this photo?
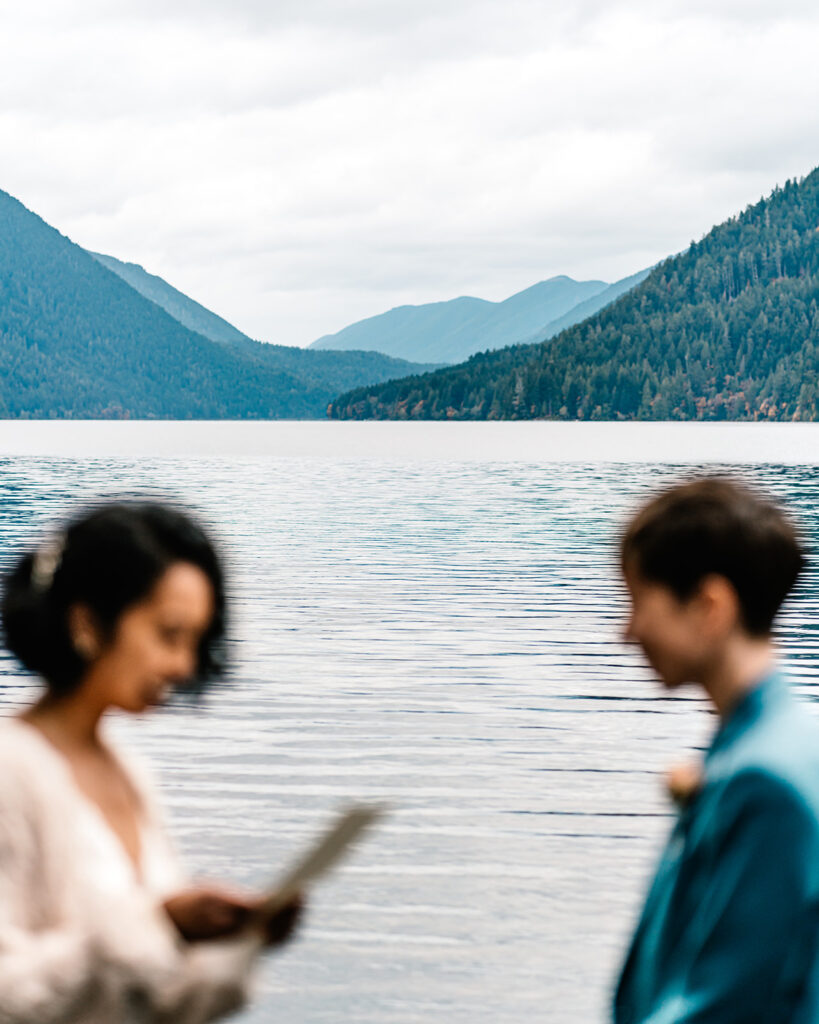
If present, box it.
[67,604,103,661]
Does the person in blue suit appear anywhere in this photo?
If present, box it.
[614,476,819,1024]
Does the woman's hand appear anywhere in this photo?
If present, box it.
[255,892,304,947]
[163,885,257,942]
[163,885,305,946]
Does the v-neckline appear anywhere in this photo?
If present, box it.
[14,716,146,883]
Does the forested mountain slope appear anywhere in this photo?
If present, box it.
[90,250,437,399]
[530,267,651,344]
[330,170,819,421]
[90,251,254,348]
[0,191,433,418]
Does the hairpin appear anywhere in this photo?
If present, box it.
[31,533,66,592]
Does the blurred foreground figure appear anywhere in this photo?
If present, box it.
[0,503,300,1024]
[614,477,819,1024]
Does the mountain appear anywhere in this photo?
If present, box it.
[531,267,652,343]
[90,251,254,348]
[311,275,610,364]
[0,190,434,418]
[329,169,819,421]
[90,250,441,401]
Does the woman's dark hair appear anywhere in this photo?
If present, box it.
[1,502,227,697]
[621,476,806,636]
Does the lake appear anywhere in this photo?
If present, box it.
[1,421,818,1023]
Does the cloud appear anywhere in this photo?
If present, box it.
[1,1,818,345]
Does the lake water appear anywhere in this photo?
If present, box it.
[1,422,819,1023]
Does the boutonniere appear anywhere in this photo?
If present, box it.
[666,762,703,810]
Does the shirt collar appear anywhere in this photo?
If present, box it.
[705,667,787,763]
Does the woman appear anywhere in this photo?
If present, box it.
[0,501,301,1024]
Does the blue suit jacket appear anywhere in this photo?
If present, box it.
[614,671,819,1024]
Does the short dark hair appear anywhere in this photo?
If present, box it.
[621,476,805,636]
[2,502,227,697]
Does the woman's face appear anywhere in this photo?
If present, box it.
[78,562,215,713]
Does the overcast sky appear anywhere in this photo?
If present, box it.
[2,1,818,346]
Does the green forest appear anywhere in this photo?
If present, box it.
[0,190,431,419]
[330,168,819,421]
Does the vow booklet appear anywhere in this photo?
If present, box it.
[262,804,386,914]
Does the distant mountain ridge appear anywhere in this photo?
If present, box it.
[526,267,652,344]
[0,190,436,418]
[329,168,819,421]
[90,251,254,348]
[312,275,614,363]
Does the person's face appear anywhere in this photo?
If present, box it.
[622,568,711,689]
[77,562,215,713]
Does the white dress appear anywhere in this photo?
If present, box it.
[0,717,262,1024]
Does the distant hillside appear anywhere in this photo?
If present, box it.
[330,169,819,421]
[90,248,439,405]
[90,251,254,348]
[248,343,439,401]
[0,190,434,418]
[312,276,610,364]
